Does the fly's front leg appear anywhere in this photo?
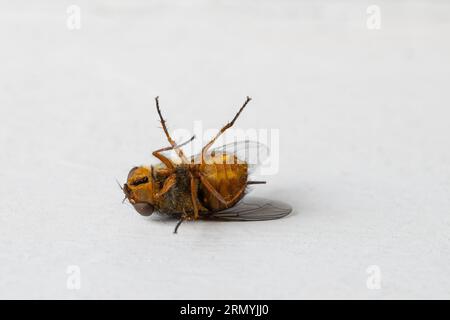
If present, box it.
[152,150,175,170]
[155,96,190,163]
[152,135,195,170]
[154,174,176,202]
[151,165,171,179]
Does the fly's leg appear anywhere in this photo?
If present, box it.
[174,209,190,234]
[173,218,184,234]
[155,96,189,163]
[151,165,171,179]
[201,96,252,164]
[189,172,199,220]
[154,173,176,202]
[152,135,195,170]
[199,173,246,208]
[152,151,175,170]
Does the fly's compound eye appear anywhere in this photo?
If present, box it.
[132,203,154,216]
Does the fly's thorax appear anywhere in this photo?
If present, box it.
[154,164,195,215]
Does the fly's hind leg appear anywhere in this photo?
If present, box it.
[201,96,252,164]
[154,96,189,163]
[189,172,199,220]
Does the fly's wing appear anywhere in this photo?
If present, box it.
[207,197,292,221]
[190,140,270,172]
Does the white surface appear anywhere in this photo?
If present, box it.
[1,0,450,299]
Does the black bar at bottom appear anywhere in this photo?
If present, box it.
[0,300,447,318]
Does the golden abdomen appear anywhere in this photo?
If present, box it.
[199,153,248,211]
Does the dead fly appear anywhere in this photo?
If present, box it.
[122,96,292,233]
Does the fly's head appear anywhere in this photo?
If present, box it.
[123,166,155,216]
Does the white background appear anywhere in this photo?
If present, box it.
[1,0,449,299]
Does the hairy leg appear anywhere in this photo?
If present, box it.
[152,135,195,170]
[201,96,252,164]
[152,151,175,170]
[154,96,189,163]
[173,209,190,234]
[189,173,199,219]
[154,173,177,201]
[173,217,184,234]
